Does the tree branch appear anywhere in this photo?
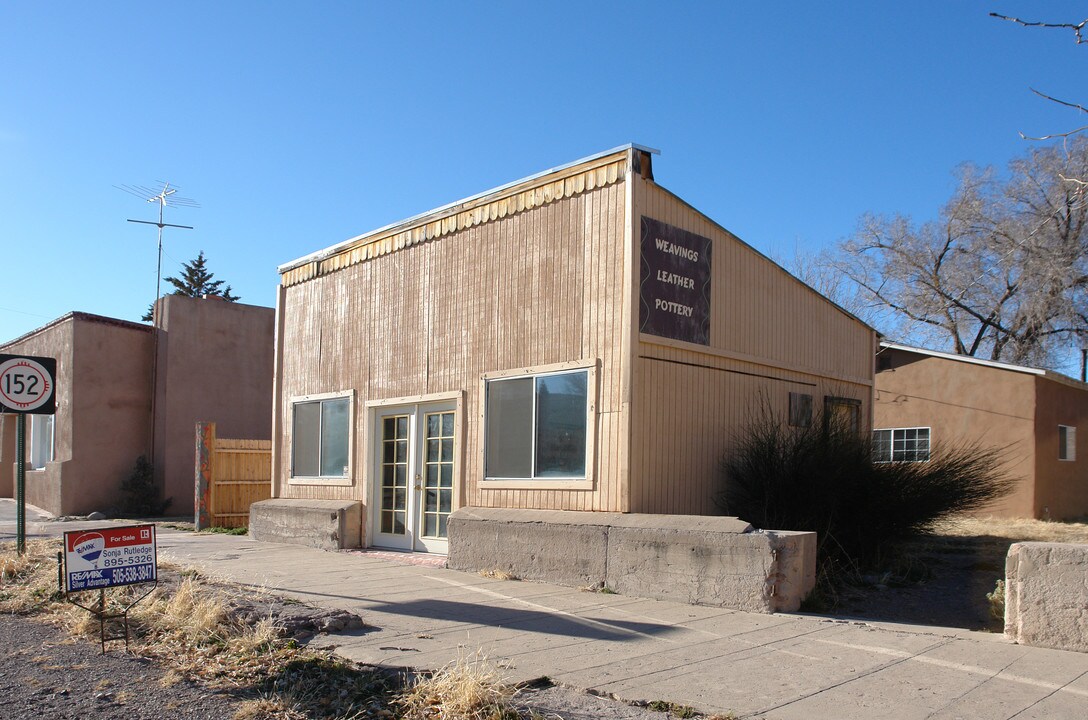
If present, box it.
[990,13,1088,44]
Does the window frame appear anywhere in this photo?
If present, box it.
[824,395,862,434]
[288,389,355,486]
[1059,424,1076,462]
[873,426,931,463]
[28,413,54,470]
[480,359,597,490]
[789,392,813,428]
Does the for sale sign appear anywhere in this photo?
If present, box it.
[63,525,157,593]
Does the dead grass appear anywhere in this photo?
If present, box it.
[0,539,405,718]
[931,515,1088,543]
[398,652,520,720]
[0,539,65,615]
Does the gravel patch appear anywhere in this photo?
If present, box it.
[0,614,242,720]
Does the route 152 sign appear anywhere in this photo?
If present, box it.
[0,354,57,414]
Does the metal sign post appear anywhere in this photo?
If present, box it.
[0,354,57,555]
[15,413,25,554]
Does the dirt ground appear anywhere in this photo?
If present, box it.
[0,613,708,720]
[829,515,1088,631]
[5,515,1085,719]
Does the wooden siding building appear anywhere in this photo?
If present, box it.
[272,144,876,553]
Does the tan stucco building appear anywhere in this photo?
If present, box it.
[269,144,877,553]
[875,342,1088,520]
[0,294,274,515]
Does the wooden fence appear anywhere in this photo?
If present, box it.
[195,422,272,529]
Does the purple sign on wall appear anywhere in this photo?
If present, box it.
[639,217,713,345]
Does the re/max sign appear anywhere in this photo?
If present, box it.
[63,524,158,593]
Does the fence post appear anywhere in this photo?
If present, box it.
[195,421,216,530]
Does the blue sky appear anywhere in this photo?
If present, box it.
[2,2,1085,344]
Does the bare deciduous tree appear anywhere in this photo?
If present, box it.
[834,139,1088,369]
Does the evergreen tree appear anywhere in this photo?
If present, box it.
[142,251,240,321]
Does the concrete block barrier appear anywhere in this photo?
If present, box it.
[249,498,362,551]
[448,508,816,612]
[1005,542,1088,653]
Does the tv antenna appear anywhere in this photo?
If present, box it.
[118,182,199,326]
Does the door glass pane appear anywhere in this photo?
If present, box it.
[422,411,455,539]
[485,378,533,478]
[380,414,409,535]
[535,371,588,477]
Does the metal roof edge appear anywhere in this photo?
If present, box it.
[1,311,152,351]
[878,341,1046,376]
[277,143,659,274]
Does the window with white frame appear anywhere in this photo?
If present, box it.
[291,392,351,478]
[28,414,54,469]
[485,369,589,480]
[873,427,930,462]
[1059,425,1076,461]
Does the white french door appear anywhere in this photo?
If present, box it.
[371,400,456,554]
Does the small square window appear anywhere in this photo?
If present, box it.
[789,392,813,427]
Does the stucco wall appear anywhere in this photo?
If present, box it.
[875,348,1037,518]
[1,314,153,515]
[1033,376,1088,520]
[155,294,275,511]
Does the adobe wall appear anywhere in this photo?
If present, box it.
[1032,376,1088,520]
[1,315,153,515]
[155,295,274,512]
[0,415,14,497]
[874,349,1037,518]
[67,316,154,514]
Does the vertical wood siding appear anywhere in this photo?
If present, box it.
[628,178,875,514]
[277,180,629,512]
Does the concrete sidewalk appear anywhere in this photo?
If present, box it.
[3,503,1087,719]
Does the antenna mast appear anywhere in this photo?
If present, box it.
[118,182,199,325]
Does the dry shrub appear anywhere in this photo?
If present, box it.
[135,576,228,644]
[231,696,308,720]
[716,402,1014,578]
[398,652,519,720]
